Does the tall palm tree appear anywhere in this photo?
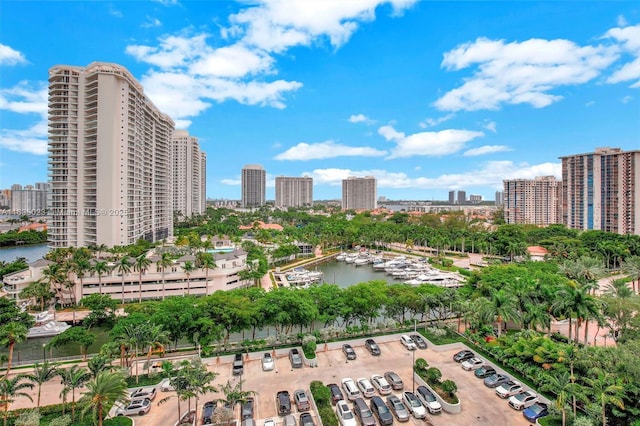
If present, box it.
[481,289,520,337]
[621,255,640,294]
[182,359,218,424]
[540,371,584,426]
[196,252,216,296]
[133,254,152,303]
[115,256,132,304]
[145,324,169,373]
[42,263,66,305]
[58,364,90,421]
[0,375,34,426]
[0,322,28,378]
[583,373,625,426]
[157,252,173,300]
[92,261,111,295]
[79,371,129,426]
[27,361,58,407]
[183,261,196,296]
[71,258,91,302]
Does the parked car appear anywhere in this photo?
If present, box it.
[328,383,344,404]
[289,348,303,368]
[416,385,442,414]
[342,378,362,401]
[484,373,510,388]
[400,335,417,350]
[263,419,276,426]
[370,374,392,395]
[262,352,274,371]
[387,394,410,422]
[233,353,244,375]
[294,389,311,412]
[523,402,549,422]
[410,334,427,349]
[508,391,539,410]
[495,381,523,398]
[130,387,157,401]
[342,344,357,360]
[299,413,315,426]
[277,390,292,416]
[160,377,175,392]
[357,378,376,398]
[402,392,426,419]
[352,397,376,426]
[384,371,404,390]
[335,400,357,426]
[370,396,394,426]
[115,398,151,416]
[474,365,496,379]
[452,349,474,363]
[202,401,216,424]
[241,398,254,420]
[283,415,296,426]
[365,339,381,356]
[242,420,256,426]
[461,357,485,371]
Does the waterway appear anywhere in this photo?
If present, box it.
[0,243,49,263]
[316,259,405,287]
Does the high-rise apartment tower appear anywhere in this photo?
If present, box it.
[172,130,206,217]
[503,176,562,226]
[342,176,377,210]
[275,176,313,208]
[48,62,174,247]
[241,164,266,208]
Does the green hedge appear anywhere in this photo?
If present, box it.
[309,380,338,426]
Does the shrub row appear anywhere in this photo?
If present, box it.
[414,358,459,404]
[309,380,338,426]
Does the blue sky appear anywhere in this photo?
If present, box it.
[1,1,639,201]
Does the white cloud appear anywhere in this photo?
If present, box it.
[108,5,123,18]
[126,34,210,69]
[378,125,484,158]
[604,24,640,88]
[482,120,497,133]
[0,82,48,155]
[141,16,162,28]
[586,100,595,107]
[622,95,633,104]
[188,44,274,78]
[221,178,241,186]
[418,113,455,128]
[274,140,387,160]
[617,15,628,27]
[435,36,619,111]
[463,145,511,156]
[349,113,373,123]
[0,43,27,66]
[306,160,561,190]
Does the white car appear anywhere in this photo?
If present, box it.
[461,357,485,371]
[402,392,426,419]
[416,385,442,414]
[263,419,276,426]
[400,335,417,350]
[357,377,376,398]
[262,352,275,371]
[341,378,362,401]
[335,400,358,426]
[115,398,151,416]
[496,381,523,398]
[159,377,175,392]
[370,374,392,395]
[130,386,157,401]
[508,391,539,410]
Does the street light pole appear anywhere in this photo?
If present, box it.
[42,343,46,362]
[412,347,415,393]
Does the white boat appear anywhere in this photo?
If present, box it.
[32,311,54,325]
[354,256,370,266]
[336,252,347,261]
[344,254,358,263]
[27,320,71,338]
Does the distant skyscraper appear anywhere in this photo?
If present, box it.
[342,176,377,210]
[172,130,206,217]
[10,183,48,213]
[560,147,640,234]
[457,191,466,205]
[275,176,313,208]
[448,190,455,204]
[48,62,174,247]
[469,194,483,204]
[495,191,504,207]
[503,176,562,226]
[241,164,266,207]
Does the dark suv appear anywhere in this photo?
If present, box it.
[241,398,254,420]
[452,350,474,363]
[370,396,394,426]
[342,344,357,360]
[365,339,381,356]
[277,390,292,416]
[202,401,216,424]
[233,353,244,375]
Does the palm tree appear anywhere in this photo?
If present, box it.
[145,324,169,374]
[42,263,66,305]
[87,354,115,379]
[481,289,520,337]
[58,365,90,420]
[157,252,173,300]
[79,371,129,426]
[0,375,34,426]
[583,373,625,426]
[540,371,583,426]
[182,359,218,424]
[219,379,256,409]
[603,279,634,299]
[71,258,91,301]
[19,280,53,312]
[115,256,132,304]
[196,252,216,296]
[92,261,111,295]
[133,254,152,303]
[0,322,28,378]
[183,261,196,296]
[621,255,640,294]
[27,361,58,407]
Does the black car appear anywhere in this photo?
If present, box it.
[327,383,344,405]
[299,413,315,426]
[233,353,244,375]
[365,339,381,356]
[484,373,510,388]
[410,334,428,349]
[370,396,394,426]
[241,398,254,420]
[342,344,357,360]
[452,349,474,363]
[202,401,216,424]
[277,391,292,416]
[474,365,496,379]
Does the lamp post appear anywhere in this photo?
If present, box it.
[412,319,416,392]
[42,343,46,362]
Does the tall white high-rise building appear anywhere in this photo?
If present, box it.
[342,176,377,210]
[275,176,313,208]
[48,62,174,248]
[10,183,48,214]
[241,164,266,208]
[172,130,206,217]
[503,176,562,226]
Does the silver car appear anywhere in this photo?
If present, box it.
[115,398,151,416]
[387,395,410,422]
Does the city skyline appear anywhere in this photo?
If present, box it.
[1,1,639,200]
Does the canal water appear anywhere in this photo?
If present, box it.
[316,259,404,287]
[0,243,49,263]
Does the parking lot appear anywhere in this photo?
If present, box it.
[130,333,535,425]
